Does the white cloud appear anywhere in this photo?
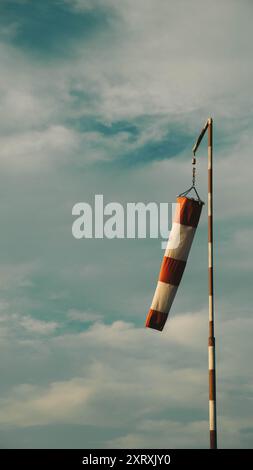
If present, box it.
[0,125,79,171]
[67,309,103,323]
[20,316,58,334]
[0,262,36,291]
[64,0,253,122]
[0,378,91,427]
[0,313,251,446]
[107,419,209,449]
[0,0,252,172]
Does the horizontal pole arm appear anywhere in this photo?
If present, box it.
[192,120,209,155]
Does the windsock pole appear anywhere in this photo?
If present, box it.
[193,118,217,449]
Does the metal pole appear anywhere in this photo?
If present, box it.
[192,118,217,449]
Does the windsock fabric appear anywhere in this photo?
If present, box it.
[146,196,203,331]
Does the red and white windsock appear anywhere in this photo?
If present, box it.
[146,196,203,331]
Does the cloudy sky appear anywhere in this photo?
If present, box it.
[0,0,253,449]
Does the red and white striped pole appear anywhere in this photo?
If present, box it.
[193,118,217,449]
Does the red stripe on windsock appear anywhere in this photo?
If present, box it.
[159,256,186,286]
[175,196,202,228]
[145,309,168,331]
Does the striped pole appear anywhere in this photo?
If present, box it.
[207,118,217,449]
[193,118,217,449]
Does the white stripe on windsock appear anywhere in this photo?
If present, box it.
[165,223,196,261]
[151,281,178,313]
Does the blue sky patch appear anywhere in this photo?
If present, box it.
[0,0,111,58]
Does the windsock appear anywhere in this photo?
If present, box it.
[146,196,203,331]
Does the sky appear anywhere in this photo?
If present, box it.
[0,0,253,449]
